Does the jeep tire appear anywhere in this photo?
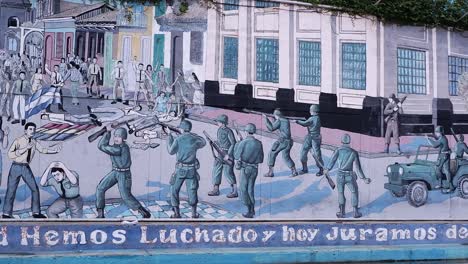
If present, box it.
[406,181,428,207]
[457,175,468,199]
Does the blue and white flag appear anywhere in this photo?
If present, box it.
[25,86,61,118]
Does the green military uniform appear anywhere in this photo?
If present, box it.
[209,115,237,197]
[96,129,150,218]
[428,126,454,192]
[297,105,324,176]
[265,110,297,177]
[454,135,468,159]
[234,123,264,218]
[326,134,370,218]
[167,120,206,218]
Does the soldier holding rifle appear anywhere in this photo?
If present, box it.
[325,134,371,218]
[234,123,264,218]
[426,126,454,193]
[384,94,407,154]
[263,109,298,177]
[296,104,324,176]
[206,114,238,198]
[167,120,206,218]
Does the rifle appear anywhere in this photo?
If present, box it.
[310,153,336,190]
[88,118,136,143]
[450,128,462,142]
[232,121,243,141]
[158,122,181,135]
[203,130,234,166]
[385,95,407,123]
[243,109,306,121]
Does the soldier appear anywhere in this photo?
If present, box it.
[454,134,468,160]
[95,126,151,219]
[296,104,324,176]
[426,126,454,193]
[384,94,403,154]
[325,134,371,218]
[167,120,206,218]
[263,109,298,177]
[208,114,238,198]
[234,123,264,218]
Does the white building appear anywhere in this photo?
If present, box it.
[204,0,468,136]
[152,0,207,84]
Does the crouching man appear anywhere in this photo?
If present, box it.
[40,161,83,218]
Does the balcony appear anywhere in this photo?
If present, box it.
[116,10,147,28]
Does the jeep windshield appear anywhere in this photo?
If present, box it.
[414,145,439,165]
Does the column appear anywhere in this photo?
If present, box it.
[205,7,220,81]
[278,3,293,89]
[238,0,251,84]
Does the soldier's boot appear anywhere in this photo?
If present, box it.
[227,184,238,198]
[243,205,254,218]
[208,185,220,196]
[396,144,402,155]
[58,104,66,112]
[138,206,151,219]
[353,207,362,218]
[301,162,309,174]
[384,144,389,154]
[191,206,200,219]
[264,167,274,178]
[316,167,324,177]
[45,105,52,113]
[96,208,105,219]
[170,207,181,218]
[336,205,345,218]
[291,167,299,177]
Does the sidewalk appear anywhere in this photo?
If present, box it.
[187,107,457,158]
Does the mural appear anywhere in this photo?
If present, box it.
[0,0,467,224]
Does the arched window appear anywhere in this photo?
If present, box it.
[7,17,19,28]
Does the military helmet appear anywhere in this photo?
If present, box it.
[310,104,319,113]
[244,123,256,134]
[215,114,228,125]
[114,127,128,140]
[435,126,444,134]
[273,109,283,117]
[341,134,351,144]
[179,120,192,132]
[460,134,465,141]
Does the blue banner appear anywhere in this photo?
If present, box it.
[0,221,466,252]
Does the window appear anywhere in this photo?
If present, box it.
[255,0,279,8]
[7,37,17,52]
[141,38,151,66]
[7,17,19,28]
[448,56,468,96]
[298,41,321,86]
[223,37,238,79]
[224,0,239,11]
[190,31,204,65]
[55,32,63,58]
[397,48,426,94]
[155,0,166,17]
[341,43,366,90]
[256,38,279,83]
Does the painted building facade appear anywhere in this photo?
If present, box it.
[0,0,32,54]
[205,0,468,137]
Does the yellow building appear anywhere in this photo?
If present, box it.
[114,4,154,68]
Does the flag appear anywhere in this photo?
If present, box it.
[25,86,61,118]
[33,123,95,141]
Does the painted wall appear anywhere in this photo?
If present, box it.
[3,0,468,261]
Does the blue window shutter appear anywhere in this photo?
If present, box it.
[224,0,239,11]
[153,34,165,69]
[397,48,426,94]
[255,1,279,8]
[155,0,166,17]
[341,43,366,90]
[448,56,468,96]
[298,41,321,86]
[256,38,279,83]
[223,37,238,79]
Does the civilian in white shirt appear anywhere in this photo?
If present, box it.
[87,57,102,98]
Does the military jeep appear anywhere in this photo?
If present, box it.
[384,145,468,207]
